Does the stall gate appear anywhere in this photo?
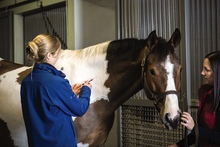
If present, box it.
[120,93,185,147]
[23,2,67,65]
[120,98,198,147]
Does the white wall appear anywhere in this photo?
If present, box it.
[74,0,116,49]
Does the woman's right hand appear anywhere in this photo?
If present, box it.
[83,80,92,89]
[180,112,195,131]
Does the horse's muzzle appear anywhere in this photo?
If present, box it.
[164,110,181,130]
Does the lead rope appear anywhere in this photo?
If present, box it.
[194,119,199,147]
[183,95,188,147]
[184,98,199,147]
[192,103,199,147]
[184,94,188,147]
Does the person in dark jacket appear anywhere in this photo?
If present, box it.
[168,51,220,147]
[20,34,92,147]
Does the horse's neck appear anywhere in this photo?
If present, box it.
[106,62,143,108]
[55,41,143,109]
[56,42,110,81]
[55,42,112,105]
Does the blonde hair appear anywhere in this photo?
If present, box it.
[26,34,61,63]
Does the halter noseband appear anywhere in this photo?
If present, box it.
[141,50,178,105]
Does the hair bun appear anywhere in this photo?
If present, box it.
[26,46,31,54]
[26,41,39,61]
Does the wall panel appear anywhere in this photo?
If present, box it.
[189,0,220,99]
[23,5,67,64]
[0,11,13,61]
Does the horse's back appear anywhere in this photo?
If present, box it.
[0,58,30,147]
[0,58,25,75]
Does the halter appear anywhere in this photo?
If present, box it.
[141,49,178,105]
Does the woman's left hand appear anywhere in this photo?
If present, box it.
[180,112,195,131]
[72,84,83,96]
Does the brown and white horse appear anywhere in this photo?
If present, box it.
[0,29,182,147]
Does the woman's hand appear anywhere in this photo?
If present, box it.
[72,79,92,96]
[72,84,83,96]
[83,80,92,89]
[180,112,195,131]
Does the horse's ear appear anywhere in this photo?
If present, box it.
[168,28,181,48]
[146,30,158,50]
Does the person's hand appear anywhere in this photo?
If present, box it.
[167,144,177,147]
[180,112,195,131]
[72,84,83,96]
[83,80,92,89]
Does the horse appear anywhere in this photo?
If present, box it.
[0,28,182,147]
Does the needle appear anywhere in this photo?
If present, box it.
[88,78,94,82]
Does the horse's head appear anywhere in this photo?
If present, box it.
[142,28,182,130]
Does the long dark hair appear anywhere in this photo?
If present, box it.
[205,51,220,112]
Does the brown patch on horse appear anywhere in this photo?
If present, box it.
[75,100,115,146]
[0,119,14,146]
[17,69,32,84]
[0,60,24,75]
[0,59,31,84]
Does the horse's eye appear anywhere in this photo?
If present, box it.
[149,69,156,75]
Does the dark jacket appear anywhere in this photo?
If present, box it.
[20,63,91,147]
[177,84,220,147]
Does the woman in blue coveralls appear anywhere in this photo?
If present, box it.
[20,34,92,147]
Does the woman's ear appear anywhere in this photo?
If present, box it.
[45,52,51,62]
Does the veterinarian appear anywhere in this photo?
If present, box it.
[20,34,92,147]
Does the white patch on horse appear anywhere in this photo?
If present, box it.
[0,66,31,147]
[55,41,111,104]
[163,55,179,119]
[77,142,89,147]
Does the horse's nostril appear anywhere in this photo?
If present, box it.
[165,112,181,129]
[178,110,182,116]
[165,113,171,122]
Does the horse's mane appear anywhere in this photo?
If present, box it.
[106,38,146,57]
[81,41,110,55]
[61,41,111,59]
[106,37,176,62]
[150,37,175,62]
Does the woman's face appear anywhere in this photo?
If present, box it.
[201,58,214,85]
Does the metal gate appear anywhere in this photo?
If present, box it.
[0,11,13,62]
[120,95,184,147]
[121,105,184,146]
[23,3,67,64]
